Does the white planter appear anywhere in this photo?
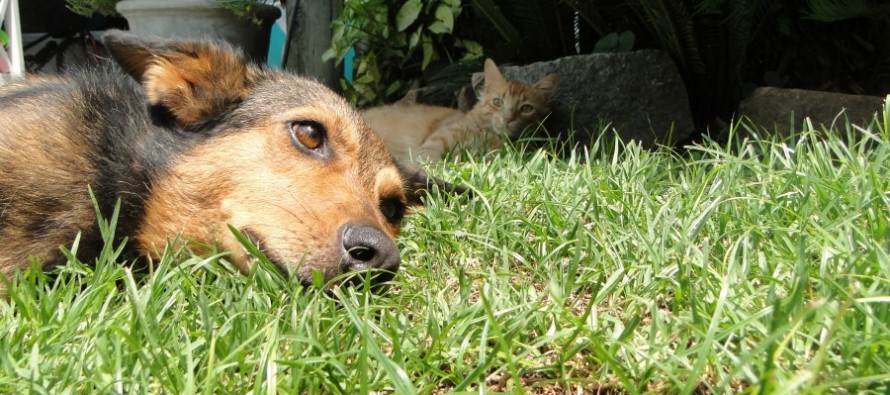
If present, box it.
[116,0,280,62]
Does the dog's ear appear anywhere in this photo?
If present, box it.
[103,30,254,129]
[399,164,473,206]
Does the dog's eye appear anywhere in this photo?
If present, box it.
[379,197,406,224]
[288,121,325,151]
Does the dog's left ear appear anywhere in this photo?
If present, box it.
[399,164,473,206]
[103,30,254,129]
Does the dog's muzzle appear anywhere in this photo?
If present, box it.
[339,223,400,284]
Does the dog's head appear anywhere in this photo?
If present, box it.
[103,31,463,287]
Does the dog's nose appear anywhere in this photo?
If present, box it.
[340,224,400,279]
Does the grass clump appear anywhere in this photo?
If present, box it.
[2,112,889,394]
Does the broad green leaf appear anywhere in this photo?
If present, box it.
[594,31,634,53]
[428,4,455,34]
[396,0,422,32]
[618,31,635,52]
[0,30,7,47]
[443,0,462,15]
[461,39,484,60]
[427,21,448,35]
[593,32,619,53]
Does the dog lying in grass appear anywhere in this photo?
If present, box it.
[0,31,462,292]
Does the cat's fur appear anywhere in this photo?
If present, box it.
[362,59,560,162]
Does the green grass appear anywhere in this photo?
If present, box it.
[2,110,890,394]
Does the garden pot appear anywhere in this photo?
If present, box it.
[116,0,281,63]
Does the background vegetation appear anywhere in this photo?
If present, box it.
[325,0,482,106]
[329,0,890,135]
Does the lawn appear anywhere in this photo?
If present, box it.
[1,108,889,394]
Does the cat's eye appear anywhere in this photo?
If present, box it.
[520,104,534,113]
[492,98,504,108]
[380,197,406,224]
[288,121,328,157]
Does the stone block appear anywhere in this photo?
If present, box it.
[738,87,885,134]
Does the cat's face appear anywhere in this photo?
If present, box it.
[477,59,561,137]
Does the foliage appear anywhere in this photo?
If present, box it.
[66,0,121,17]
[325,0,482,107]
[0,29,8,47]
[217,0,279,25]
[803,0,870,21]
[744,2,890,95]
[463,0,890,134]
[2,103,890,392]
[593,31,635,53]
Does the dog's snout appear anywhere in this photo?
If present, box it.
[341,224,400,276]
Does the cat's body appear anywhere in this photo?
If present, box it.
[362,59,560,163]
[362,103,465,162]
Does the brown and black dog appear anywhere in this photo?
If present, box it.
[0,31,462,291]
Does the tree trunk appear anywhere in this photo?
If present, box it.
[284,1,337,90]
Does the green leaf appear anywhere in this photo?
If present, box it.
[321,48,337,63]
[618,31,635,52]
[392,32,408,48]
[0,30,7,47]
[396,0,422,32]
[803,0,868,21]
[409,29,421,48]
[428,4,455,34]
[461,39,484,60]
[593,32,619,53]
[593,31,635,53]
[421,37,435,69]
[385,80,404,97]
[427,22,448,35]
[443,0,462,15]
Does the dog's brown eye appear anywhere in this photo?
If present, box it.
[380,197,406,224]
[289,121,325,151]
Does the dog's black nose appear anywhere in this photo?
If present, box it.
[340,224,400,281]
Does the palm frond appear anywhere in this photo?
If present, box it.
[635,0,704,75]
[803,0,868,22]
[466,0,523,47]
[514,0,573,56]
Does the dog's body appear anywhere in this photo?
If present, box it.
[0,32,453,290]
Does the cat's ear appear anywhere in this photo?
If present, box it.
[399,164,473,206]
[395,89,419,105]
[483,58,507,87]
[534,73,561,102]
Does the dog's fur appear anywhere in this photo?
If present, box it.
[0,31,460,291]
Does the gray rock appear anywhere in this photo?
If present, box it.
[472,50,694,148]
[738,87,885,135]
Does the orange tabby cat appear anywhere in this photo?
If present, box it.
[362,59,560,162]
